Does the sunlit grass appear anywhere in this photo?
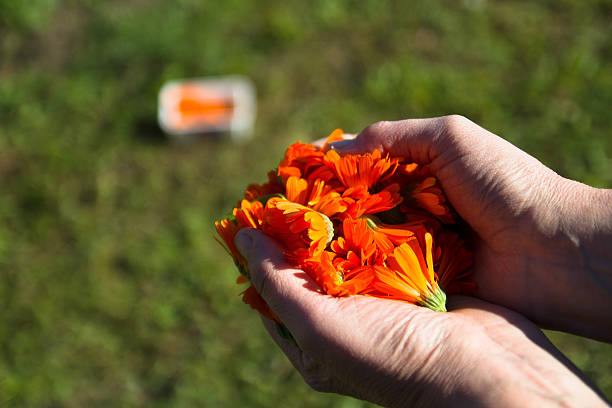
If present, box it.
[1,1,610,406]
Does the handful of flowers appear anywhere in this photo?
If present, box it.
[215,129,475,322]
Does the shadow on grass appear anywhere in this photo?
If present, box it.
[132,117,168,145]
[132,116,231,146]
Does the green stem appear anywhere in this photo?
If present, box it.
[362,214,383,230]
[419,286,447,312]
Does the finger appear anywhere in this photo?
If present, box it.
[327,115,495,169]
[327,118,449,163]
[260,316,332,382]
[260,316,353,394]
[234,228,328,339]
[312,132,356,149]
[447,295,590,380]
[260,316,305,367]
[448,295,562,356]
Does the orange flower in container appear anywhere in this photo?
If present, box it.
[215,129,474,319]
[158,76,256,141]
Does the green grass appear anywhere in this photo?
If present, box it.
[1,0,611,406]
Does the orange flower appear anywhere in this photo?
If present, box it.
[342,184,403,218]
[215,218,248,276]
[409,177,454,223]
[330,218,378,265]
[233,199,265,230]
[263,197,334,257]
[372,233,447,311]
[434,230,476,295]
[321,128,345,150]
[240,284,280,322]
[360,215,418,254]
[216,200,277,320]
[216,128,475,317]
[244,170,284,201]
[277,128,343,182]
[285,176,348,218]
[301,250,374,297]
[215,199,265,277]
[388,164,455,223]
[277,142,323,180]
[325,149,399,190]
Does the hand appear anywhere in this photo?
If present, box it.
[234,228,607,407]
[329,116,612,341]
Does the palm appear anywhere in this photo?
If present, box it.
[288,292,559,407]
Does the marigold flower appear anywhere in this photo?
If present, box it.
[244,170,284,201]
[216,200,277,319]
[240,284,280,322]
[390,165,455,224]
[342,184,403,218]
[321,128,345,150]
[301,250,374,297]
[214,200,264,277]
[361,215,419,254]
[234,199,265,230]
[325,149,399,191]
[215,217,281,320]
[285,176,348,218]
[263,197,334,257]
[434,230,475,295]
[277,142,323,180]
[410,177,454,223]
[277,128,343,181]
[330,218,378,264]
[372,233,447,312]
[215,129,475,319]
[215,218,247,276]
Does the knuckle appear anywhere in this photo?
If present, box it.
[440,114,469,133]
[245,235,289,300]
[357,121,393,150]
[302,374,332,393]
[363,120,391,137]
[296,353,333,392]
[250,258,276,299]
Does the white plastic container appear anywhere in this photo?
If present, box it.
[158,76,256,141]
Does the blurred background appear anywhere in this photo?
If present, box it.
[1,0,611,406]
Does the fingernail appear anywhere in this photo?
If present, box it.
[327,139,354,152]
[234,229,254,256]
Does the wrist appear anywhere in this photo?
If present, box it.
[437,330,607,408]
[515,177,612,340]
[552,180,612,340]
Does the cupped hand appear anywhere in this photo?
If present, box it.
[234,228,606,407]
[328,116,612,341]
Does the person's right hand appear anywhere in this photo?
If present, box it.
[328,115,612,341]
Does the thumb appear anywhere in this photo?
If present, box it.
[327,118,446,164]
[233,228,324,336]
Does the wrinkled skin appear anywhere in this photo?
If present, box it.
[235,116,611,407]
